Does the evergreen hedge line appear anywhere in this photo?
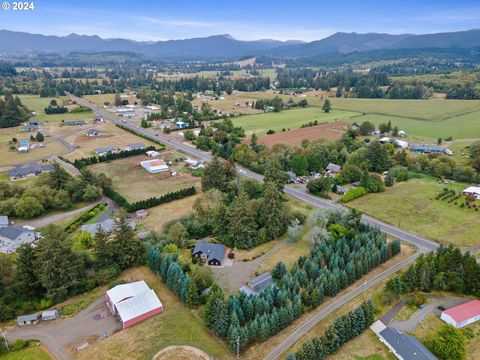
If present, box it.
[72,146,158,169]
[339,186,367,203]
[105,186,196,212]
[65,202,107,233]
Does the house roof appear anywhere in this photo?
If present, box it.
[0,226,33,241]
[17,313,38,322]
[463,186,480,195]
[193,240,225,262]
[379,326,437,360]
[115,289,162,323]
[410,144,443,152]
[326,163,341,172]
[0,216,8,226]
[95,146,119,154]
[443,300,480,323]
[81,218,135,235]
[107,280,150,305]
[87,129,100,135]
[126,143,145,150]
[64,120,87,125]
[248,272,273,293]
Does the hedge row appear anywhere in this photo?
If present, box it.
[116,123,167,147]
[105,186,196,212]
[72,146,157,168]
[65,203,108,233]
[339,186,367,203]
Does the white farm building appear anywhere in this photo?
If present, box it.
[441,300,480,328]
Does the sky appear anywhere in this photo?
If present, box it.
[0,0,479,42]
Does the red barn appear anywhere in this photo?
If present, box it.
[105,280,163,329]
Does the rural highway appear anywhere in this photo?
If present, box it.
[67,93,440,359]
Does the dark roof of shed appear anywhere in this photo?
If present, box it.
[379,327,437,360]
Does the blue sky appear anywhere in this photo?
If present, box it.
[1,0,479,41]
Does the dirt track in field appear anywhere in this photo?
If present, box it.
[258,121,348,147]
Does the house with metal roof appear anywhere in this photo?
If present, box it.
[95,146,120,156]
[192,240,226,266]
[41,309,59,321]
[105,280,163,329]
[63,120,88,126]
[141,159,169,174]
[410,144,444,154]
[81,218,136,236]
[125,143,146,151]
[326,163,341,175]
[17,313,39,326]
[86,129,103,137]
[441,300,480,328]
[21,123,39,132]
[370,320,437,360]
[8,164,53,181]
[240,272,274,296]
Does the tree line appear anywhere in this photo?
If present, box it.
[0,93,29,128]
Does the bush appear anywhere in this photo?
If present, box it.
[340,187,367,203]
[266,129,275,135]
[11,339,27,351]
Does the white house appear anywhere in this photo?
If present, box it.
[379,137,391,144]
[441,300,480,328]
[394,139,409,149]
[462,186,480,200]
[0,226,38,253]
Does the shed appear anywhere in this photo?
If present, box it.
[17,313,39,326]
[240,272,274,296]
[141,159,169,174]
[441,300,480,328]
[0,216,8,227]
[462,186,480,200]
[135,209,148,218]
[41,309,59,321]
[326,163,341,174]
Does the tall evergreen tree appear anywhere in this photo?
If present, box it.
[226,190,257,249]
[259,181,287,241]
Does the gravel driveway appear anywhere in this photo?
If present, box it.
[5,297,122,360]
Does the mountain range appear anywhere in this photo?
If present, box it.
[0,28,479,60]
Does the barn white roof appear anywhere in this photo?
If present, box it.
[115,289,162,322]
[106,280,150,305]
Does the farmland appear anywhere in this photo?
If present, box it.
[258,121,348,147]
[89,153,201,202]
[233,107,360,136]
[348,177,480,248]
[74,267,234,360]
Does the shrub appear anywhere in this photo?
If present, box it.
[340,187,367,203]
[266,129,275,135]
[11,339,27,351]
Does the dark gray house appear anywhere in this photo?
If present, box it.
[21,123,39,132]
[192,240,225,266]
[370,321,437,360]
[240,272,274,296]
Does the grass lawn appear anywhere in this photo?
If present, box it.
[0,127,68,167]
[75,266,234,360]
[83,94,138,107]
[137,194,200,233]
[415,312,480,360]
[233,107,360,136]
[62,122,157,161]
[89,154,201,202]
[449,140,475,165]
[0,344,52,360]
[348,177,480,248]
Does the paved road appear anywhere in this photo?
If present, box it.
[68,93,443,360]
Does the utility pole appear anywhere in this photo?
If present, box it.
[363,278,367,302]
[2,331,9,351]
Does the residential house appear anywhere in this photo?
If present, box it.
[21,123,39,132]
[17,139,30,153]
[8,164,53,181]
[95,146,120,156]
[17,314,39,326]
[192,240,226,266]
[0,216,8,227]
[410,144,444,154]
[287,171,298,184]
[441,300,480,328]
[175,121,189,129]
[141,159,169,174]
[185,158,204,169]
[370,320,437,360]
[146,150,161,158]
[86,129,103,137]
[240,272,274,296]
[379,137,391,144]
[135,209,148,219]
[125,143,146,151]
[105,280,163,329]
[326,163,341,176]
[394,139,409,149]
[0,226,38,253]
[63,120,88,126]
[81,218,136,236]
[462,186,480,200]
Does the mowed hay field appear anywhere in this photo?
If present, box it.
[89,154,200,202]
[235,93,480,139]
[61,122,157,160]
[233,107,360,136]
[74,267,234,360]
[258,121,348,147]
[348,177,480,248]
